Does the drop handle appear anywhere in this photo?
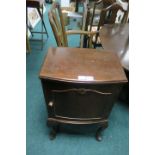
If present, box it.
[48,101,54,107]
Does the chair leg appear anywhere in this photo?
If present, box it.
[37,7,49,38]
[37,6,49,50]
[41,6,44,50]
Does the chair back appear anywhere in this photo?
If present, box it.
[99,3,126,26]
[49,1,97,48]
[48,2,68,46]
[89,0,116,31]
[92,2,127,45]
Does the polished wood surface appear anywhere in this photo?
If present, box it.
[40,47,127,141]
[39,47,127,83]
[99,23,129,70]
[39,47,127,140]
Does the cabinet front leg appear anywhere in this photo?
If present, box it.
[96,127,104,141]
[95,121,108,142]
[49,125,59,140]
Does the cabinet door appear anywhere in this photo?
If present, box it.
[52,88,114,119]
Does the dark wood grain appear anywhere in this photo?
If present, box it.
[40,47,127,83]
[39,47,127,141]
[99,23,129,70]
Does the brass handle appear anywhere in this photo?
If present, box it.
[51,88,112,95]
[48,101,54,107]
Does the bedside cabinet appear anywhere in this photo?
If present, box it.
[39,47,127,141]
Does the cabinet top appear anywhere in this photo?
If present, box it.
[39,47,127,83]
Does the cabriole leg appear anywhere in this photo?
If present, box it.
[49,125,59,140]
[95,121,108,142]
